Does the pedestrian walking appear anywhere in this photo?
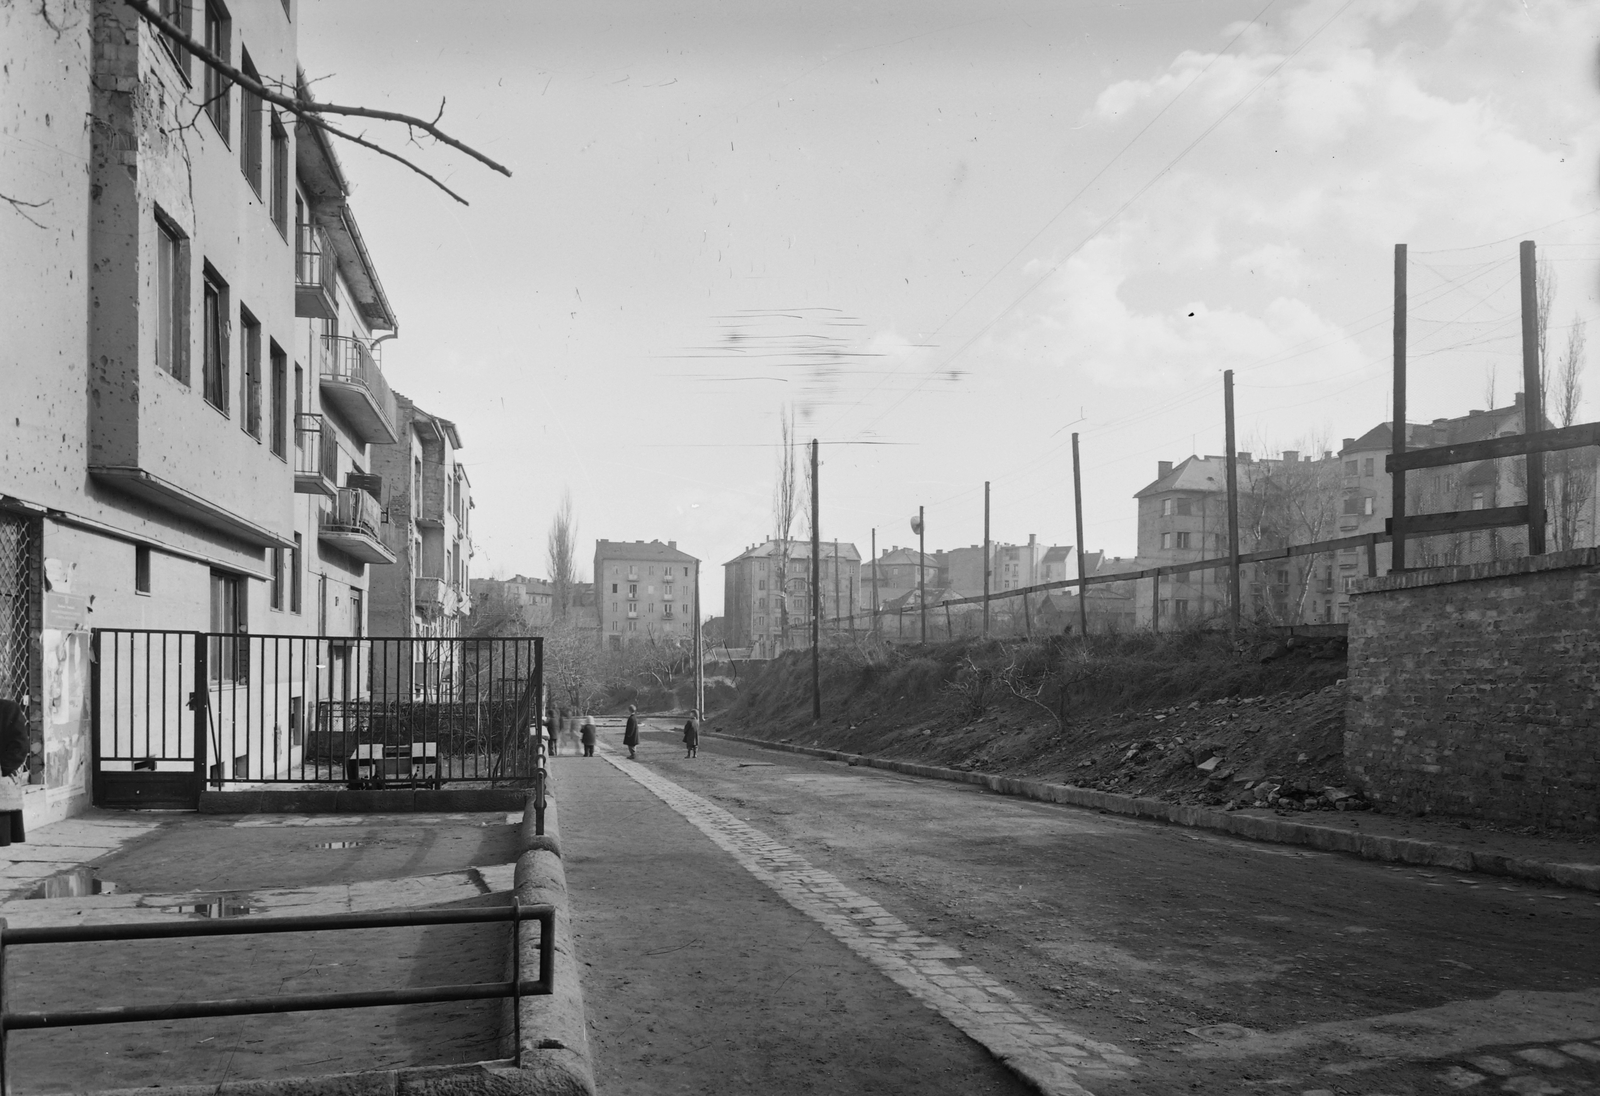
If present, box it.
[682,708,700,759]
[0,698,29,846]
[546,709,560,757]
[580,715,596,757]
[623,704,640,760]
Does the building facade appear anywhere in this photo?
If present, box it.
[471,575,553,631]
[1,1,409,826]
[723,540,861,654]
[595,540,700,648]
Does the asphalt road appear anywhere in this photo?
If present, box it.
[571,720,1600,1096]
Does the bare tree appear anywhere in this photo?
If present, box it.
[547,490,578,622]
[1549,319,1593,550]
[771,407,798,651]
[1236,439,1342,623]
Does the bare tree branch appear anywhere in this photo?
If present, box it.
[1,192,51,229]
[121,0,510,200]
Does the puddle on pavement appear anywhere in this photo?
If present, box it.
[158,896,256,918]
[313,841,364,849]
[28,868,120,899]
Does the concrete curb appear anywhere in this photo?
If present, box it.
[198,788,530,814]
[706,732,1600,895]
[84,1061,535,1096]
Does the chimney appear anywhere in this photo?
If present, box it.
[1342,437,1354,451]
[668,540,677,550]
[1158,460,1173,477]
[1283,449,1299,464]
[1513,391,1524,407]
[1322,450,1332,460]
[1469,409,1485,417]
[1238,451,1252,463]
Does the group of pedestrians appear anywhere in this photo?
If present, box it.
[544,703,701,760]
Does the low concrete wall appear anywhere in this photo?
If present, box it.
[197,787,531,814]
[706,732,1600,894]
[1347,547,1600,831]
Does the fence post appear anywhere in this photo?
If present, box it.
[1152,573,1161,634]
[1366,535,1378,578]
[193,632,208,793]
[89,631,102,808]
[1,916,8,1096]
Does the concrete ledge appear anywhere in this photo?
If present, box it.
[505,848,595,1096]
[198,788,530,814]
[706,732,1600,894]
[83,1059,542,1096]
[1352,545,1600,594]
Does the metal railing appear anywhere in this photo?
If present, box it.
[323,487,384,540]
[0,902,554,1091]
[294,413,337,483]
[320,335,398,435]
[295,223,335,300]
[92,631,544,803]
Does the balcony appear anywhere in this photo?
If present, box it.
[319,487,396,564]
[662,592,675,601]
[293,413,338,498]
[319,335,399,445]
[415,576,458,615]
[295,224,337,320]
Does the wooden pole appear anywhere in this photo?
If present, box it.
[1071,433,1088,638]
[1391,243,1408,573]
[811,439,821,720]
[1023,592,1031,636]
[1520,240,1547,555]
[918,505,926,643]
[871,528,879,636]
[944,602,952,638]
[982,481,991,638]
[1224,370,1241,635]
[694,567,703,715]
[1152,572,1161,634]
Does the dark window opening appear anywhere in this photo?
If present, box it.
[202,266,229,413]
[135,546,151,595]
[202,1,231,141]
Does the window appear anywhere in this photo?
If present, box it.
[289,531,300,611]
[1161,498,1174,517]
[1362,496,1374,516]
[611,583,617,594]
[269,112,289,234]
[269,342,287,457]
[1161,532,1172,550]
[157,0,193,80]
[293,363,303,428]
[202,266,228,412]
[268,547,284,610]
[1175,499,1192,517]
[208,569,246,683]
[1471,491,1485,511]
[758,579,766,590]
[239,49,262,192]
[1363,457,1375,477]
[154,212,188,382]
[757,597,766,610]
[202,1,230,140]
[240,306,261,437]
[1172,598,1189,619]
[1175,532,1191,549]
[135,546,151,595]
[1345,460,1358,474]
[628,584,637,597]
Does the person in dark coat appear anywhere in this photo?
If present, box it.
[580,716,596,757]
[682,709,700,759]
[0,698,30,846]
[622,705,640,759]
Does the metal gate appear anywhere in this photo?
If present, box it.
[93,631,542,809]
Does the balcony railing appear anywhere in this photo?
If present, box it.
[294,224,337,320]
[293,413,338,497]
[319,335,399,445]
[318,487,395,565]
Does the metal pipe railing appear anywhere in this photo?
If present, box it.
[0,902,554,1088]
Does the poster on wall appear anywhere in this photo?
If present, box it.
[40,583,90,793]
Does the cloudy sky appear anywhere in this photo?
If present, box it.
[299,0,1600,615]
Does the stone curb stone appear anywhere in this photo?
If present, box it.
[507,849,595,1096]
[197,788,529,814]
[705,732,1600,894]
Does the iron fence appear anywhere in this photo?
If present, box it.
[0,901,554,1091]
[93,631,542,806]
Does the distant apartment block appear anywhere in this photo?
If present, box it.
[724,540,861,654]
[471,575,553,630]
[595,540,700,648]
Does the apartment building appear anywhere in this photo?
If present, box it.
[722,540,861,654]
[368,398,472,696]
[471,575,553,630]
[862,547,939,610]
[1,2,405,825]
[595,540,700,648]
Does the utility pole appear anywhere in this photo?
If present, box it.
[870,528,879,636]
[1224,370,1241,636]
[694,565,703,716]
[811,439,821,720]
[1520,240,1547,555]
[916,506,926,642]
[982,481,991,638]
[1071,433,1088,638]
[1391,243,1408,573]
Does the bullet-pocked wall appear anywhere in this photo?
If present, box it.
[1346,548,1600,832]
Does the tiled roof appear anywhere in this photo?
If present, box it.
[594,540,700,564]
[726,539,862,565]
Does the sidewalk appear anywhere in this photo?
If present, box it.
[706,732,1600,893]
[553,749,1038,1096]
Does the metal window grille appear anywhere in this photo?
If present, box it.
[0,514,35,703]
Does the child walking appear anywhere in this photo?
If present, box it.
[682,709,700,759]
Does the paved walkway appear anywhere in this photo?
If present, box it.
[554,748,1041,1096]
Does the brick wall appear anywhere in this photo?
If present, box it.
[1347,547,1600,831]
